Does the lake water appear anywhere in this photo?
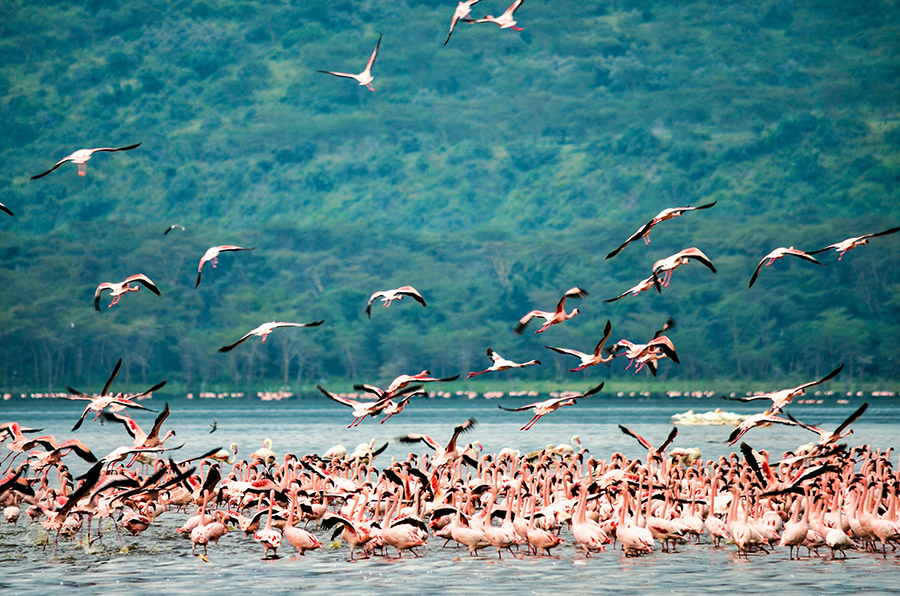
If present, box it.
[1,392,899,595]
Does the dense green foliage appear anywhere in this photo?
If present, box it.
[1,0,899,393]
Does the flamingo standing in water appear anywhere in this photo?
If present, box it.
[497,383,604,431]
[466,348,541,377]
[253,490,283,559]
[475,0,525,31]
[807,227,900,260]
[365,285,427,317]
[514,287,589,334]
[444,0,481,45]
[748,247,823,288]
[606,201,716,259]
[195,245,256,287]
[93,274,161,311]
[318,34,382,91]
[31,143,141,179]
[218,320,324,352]
[544,320,613,372]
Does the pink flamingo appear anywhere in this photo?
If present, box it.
[722,363,844,414]
[748,247,823,288]
[651,247,717,289]
[195,245,256,287]
[544,320,613,372]
[397,418,477,468]
[497,383,603,431]
[63,358,164,431]
[786,402,869,445]
[284,489,323,556]
[102,401,176,448]
[218,320,324,352]
[253,490,283,559]
[93,274,160,311]
[466,348,541,377]
[31,143,141,179]
[808,227,900,260]
[514,286,589,334]
[475,0,525,31]
[606,201,716,258]
[318,34,382,91]
[444,0,481,45]
[603,276,660,302]
[365,285,427,317]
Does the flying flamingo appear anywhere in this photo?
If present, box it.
[466,348,541,377]
[444,0,481,45]
[606,201,716,259]
[195,245,256,287]
[607,318,679,376]
[618,425,678,460]
[102,401,176,448]
[93,274,161,311]
[544,319,613,372]
[722,363,844,414]
[807,227,900,260]
[316,384,393,427]
[396,418,477,468]
[365,285,427,317]
[30,143,141,179]
[218,320,324,352]
[514,286,589,334]
[0,202,12,216]
[603,276,660,303]
[786,402,869,445]
[475,0,525,31]
[497,383,604,430]
[748,247,823,288]
[651,247,717,290]
[726,412,801,445]
[64,358,163,431]
[384,370,458,396]
[318,33,382,91]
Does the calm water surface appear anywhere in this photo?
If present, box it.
[2,393,899,595]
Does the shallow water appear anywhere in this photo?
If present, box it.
[2,393,899,595]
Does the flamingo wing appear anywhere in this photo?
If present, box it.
[618,425,653,450]
[30,155,75,180]
[786,249,824,267]
[125,274,161,296]
[396,433,440,451]
[513,311,542,335]
[0,202,13,216]
[593,320,613,355]
[218,330,257,353]
[318,70,360,80]
[577,382,605,398]
[397,286,427,307]
[656,426,678,452]
[101,358,123,396]
[316,384,359,408]
[365,291,385,318]
[93,283,114,311]
[543,345,586,359]
[58,439,98,463]
[832,402,869,437]
[794,363,844,393]
[747,255,769,288]
[555,287,590,313]
[364,33,382,73]
[91,143,141,154]
[606,221,655,259]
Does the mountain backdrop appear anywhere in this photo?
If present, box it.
[1,0,899,394]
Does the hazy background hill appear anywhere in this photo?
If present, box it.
[1,0,898,393]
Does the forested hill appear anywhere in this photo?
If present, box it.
[0,0,898,393]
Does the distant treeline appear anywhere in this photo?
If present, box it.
[0,0,898,392]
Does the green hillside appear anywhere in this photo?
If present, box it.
[1,0,898,393]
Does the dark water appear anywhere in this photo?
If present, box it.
[1,393,899,595]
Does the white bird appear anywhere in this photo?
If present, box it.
[651,247,717,289]
[748,246,823,288]
[544,320,613,372]
[466,348,541,377]
[603,276,660,303]
[93,274,161,311]
[31,143,141,179]
[606,202,716,259]
[365,285,427,317]
[218,320,324,352]
[318,34,382,91]
[475,0,525,30]
[195,245,256,287]
[808,227,900,260]
[444,0,481,45]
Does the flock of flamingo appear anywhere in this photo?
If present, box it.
[2,0,900,568]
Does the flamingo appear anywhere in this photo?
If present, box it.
[102,401,176,448]
[607,318,679,376]
[514,286,589,334]
[748,247,824,288]
[786,402,869,445]
[64,358,163,431]
[466,348,541,377]
[497,383,603,431]
[207,443,238,464]
[0,202,13,216]
[396,418,477,468]
[317,384,391,427]
[618,425,678,461]
[475,0,525,31]
[726,412,801,446]
[318,33,382,91]
[93,274,161,311]
[284,489,323,556]
[365,285,427,317]
[544,320,614,372]
[722,363,844,414]
[30,143,141,179]
[253,490,283,559]
[218,320,324,352]
[651,247,717,290]
[603,276,660,303]
[384,370,458,396]
[195,245,256,288]
[808,227,900,260]
[444,0,481,45]
[606,201,716,259]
